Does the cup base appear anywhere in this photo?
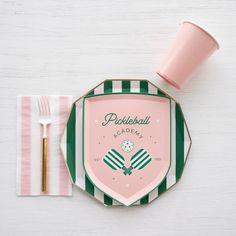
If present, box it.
[157,72,182,90]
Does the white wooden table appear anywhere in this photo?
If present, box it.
[1,0,236,235]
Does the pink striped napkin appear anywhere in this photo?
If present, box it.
[16,95,73,196]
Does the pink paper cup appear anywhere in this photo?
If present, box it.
[157,21,219,89]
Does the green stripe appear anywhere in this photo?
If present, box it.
[111,149,125,161]
[66,104,76,183]
[130,148,144,161]
[104,194,113,206]
[104,158,118,170]
[140,194,149,205]
[157,89,165,96]
[131,150,146,165]
[85,175,94,196]
[105,155,121,169]
[108,151,124,165]
[140,81,148,93]
[176,103,185,181]
[158,178,166,195]
[104,80,113,93]
[122,80,130,92]
[87,90,94,96]
[132,152,148,167]
[137,157,151,170]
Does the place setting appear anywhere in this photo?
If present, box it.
[16,21,219,207]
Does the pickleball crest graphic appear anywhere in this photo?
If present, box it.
[103,149,152,175]
[82,92,172,206]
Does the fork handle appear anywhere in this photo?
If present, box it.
[42,137,47,192]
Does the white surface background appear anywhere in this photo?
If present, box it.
[0,0,236,235]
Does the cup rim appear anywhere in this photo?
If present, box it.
[157,71,181,90]
[183,21,220,49]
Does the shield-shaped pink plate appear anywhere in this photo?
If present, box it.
[82,93,171,206]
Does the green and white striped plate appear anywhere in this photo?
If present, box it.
[60,80,192,206]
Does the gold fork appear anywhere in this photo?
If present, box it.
[37,96,52,192]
